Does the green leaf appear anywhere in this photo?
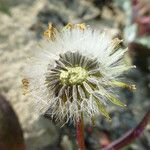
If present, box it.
[110,80,136,91]
[91,116,95,126]
[93,97,111,121]
[106,94,126,107]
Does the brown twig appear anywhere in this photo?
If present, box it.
[102,106,150,150]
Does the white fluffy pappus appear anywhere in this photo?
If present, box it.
[23,24,135,124]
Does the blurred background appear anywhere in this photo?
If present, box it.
[0,0,150,150]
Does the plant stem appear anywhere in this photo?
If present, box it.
[76,116,85,150]
[102,106,150,150]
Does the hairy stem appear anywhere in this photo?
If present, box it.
[102,106,150,150]
[76,116,85,150]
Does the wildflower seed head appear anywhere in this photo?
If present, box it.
[24,23,135,124]
[60,67,88,85]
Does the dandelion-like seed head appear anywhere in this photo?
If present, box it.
[59,66,87,85]
[23,23,135,124]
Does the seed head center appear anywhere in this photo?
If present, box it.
[60,67,88,85]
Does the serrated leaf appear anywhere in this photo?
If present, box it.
[106,94,126,107]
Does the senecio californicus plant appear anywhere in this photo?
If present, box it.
[23,23,135,149]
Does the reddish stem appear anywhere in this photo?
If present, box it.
[76,118,85,150]
[102,106,150,150]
